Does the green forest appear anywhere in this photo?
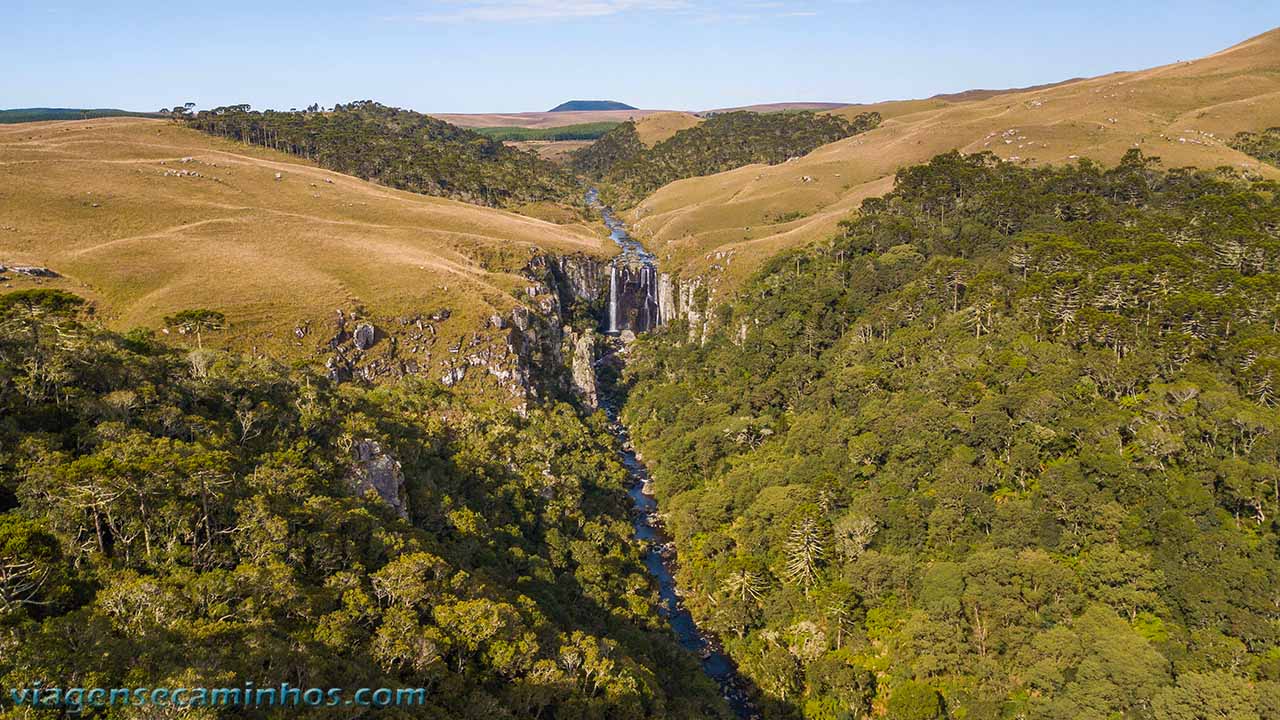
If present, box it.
[0,289,730,718]
[621,151,1280,719]
[0,109,165,124]
[475,123,621,142]
[182,101,579,207]
[571,111,882,207]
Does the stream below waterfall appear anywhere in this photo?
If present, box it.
[589,190,759,719]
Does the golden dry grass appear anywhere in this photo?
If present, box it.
[633,112,703,146]
[0,118,613,358]
[630,27,1280,293]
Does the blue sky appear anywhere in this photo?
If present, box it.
[3,1,1277,113]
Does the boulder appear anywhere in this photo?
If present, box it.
[353,322,376,350]
[441,366,466,387]
[347,439,408,519]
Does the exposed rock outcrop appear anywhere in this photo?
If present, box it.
[347,439,408,519]
[0,264,59,278]
[658,273,678,324]
[568,327,599,408]
[679,278,707,345]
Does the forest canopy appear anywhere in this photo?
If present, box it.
[0,291,730,719]
[622,150,1280,719]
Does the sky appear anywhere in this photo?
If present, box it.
[3,1,1277,114]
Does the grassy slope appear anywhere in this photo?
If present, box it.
[633,112,703,146]
[0,118,612,359]
[630,27,1280,293]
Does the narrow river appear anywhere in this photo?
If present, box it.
[589,190,759,719]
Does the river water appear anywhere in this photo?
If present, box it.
[587,189,661,334]
[607,411,759,719]
[589,190,758,719]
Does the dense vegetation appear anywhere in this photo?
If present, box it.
[183,101,579,207]
[1232,127,1280,167]
[475,122,621,142]
[572,111,882,207]
[622,151,1280,719]
[568,121,647,182]
[0,289,730,718]
[0,108,164,124]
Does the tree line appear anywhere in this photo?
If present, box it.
[182,101,580,207]
[572,111,883,207]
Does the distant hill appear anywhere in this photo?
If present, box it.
[548,100,636,112]
[699,101,849,114]
[0,107,164,123]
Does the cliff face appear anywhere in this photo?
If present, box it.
[311,247,709,407]
[312,252,607,410]
[568,328,599,408]
[658,272,709,345]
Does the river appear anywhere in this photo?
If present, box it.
[589,190,759,719]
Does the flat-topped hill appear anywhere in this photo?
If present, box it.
[549,100,637,112]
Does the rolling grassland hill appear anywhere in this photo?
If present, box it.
[0,117,616,399]
[633,111,704,147]
[628,27,1280,299]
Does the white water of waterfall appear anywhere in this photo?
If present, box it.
[608,264,618,334]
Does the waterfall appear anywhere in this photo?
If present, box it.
[608,264,618,334]
[646,266,657,326]
[590,188,664,336]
